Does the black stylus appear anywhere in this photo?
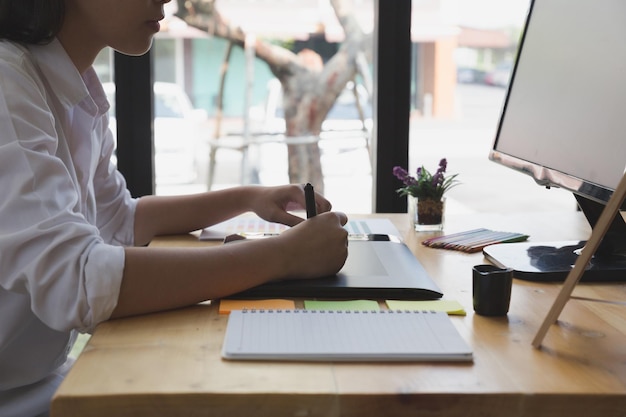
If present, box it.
[304,183,317,218]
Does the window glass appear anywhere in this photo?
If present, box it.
[94,48,113,84]
[93,48,117,167]
[409,0,573,214]
[152,0,375,213]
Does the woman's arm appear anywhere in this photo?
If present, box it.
[132,185,330,246]
[111,211,348,319]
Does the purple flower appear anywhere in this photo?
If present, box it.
[432,171,443,188]
[438,158,447,173]
[393,166,417,186]
[392,158,460,200]
[392,166,408,179]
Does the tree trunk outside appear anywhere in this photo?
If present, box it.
[176,0,371,194]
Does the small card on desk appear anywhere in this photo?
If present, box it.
[221,309,473,362]
[200,216,402,241]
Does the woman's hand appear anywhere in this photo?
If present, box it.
[233,184,349,281]
[272,210,349,280]
[248,184,332,227]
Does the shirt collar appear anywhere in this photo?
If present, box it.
[28,38,110,117]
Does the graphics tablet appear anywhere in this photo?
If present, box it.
[232,239,443,300]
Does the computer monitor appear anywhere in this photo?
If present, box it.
[484,0,626,281]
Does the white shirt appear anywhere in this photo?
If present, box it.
[0,39,136,416]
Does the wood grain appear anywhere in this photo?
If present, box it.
[51,212,626,417]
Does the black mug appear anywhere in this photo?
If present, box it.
[472,264,513,316]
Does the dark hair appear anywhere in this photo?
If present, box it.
[0,0,65,44]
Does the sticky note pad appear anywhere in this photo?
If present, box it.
[304,300,380,311]
[219,299,295,314]
[386,300,466,316]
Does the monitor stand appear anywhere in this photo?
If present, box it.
[483,195,626,282]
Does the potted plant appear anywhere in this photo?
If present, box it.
[393,158,460,231]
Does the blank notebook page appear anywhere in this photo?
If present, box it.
[222,310,473,362]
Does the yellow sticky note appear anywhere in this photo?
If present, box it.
[219,299,295,314]
[385,300,466,316]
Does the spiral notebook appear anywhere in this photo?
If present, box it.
[222,309,473,362]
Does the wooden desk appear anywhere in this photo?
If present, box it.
[51,212,626,417]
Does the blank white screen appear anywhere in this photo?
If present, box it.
[495,0,626,191]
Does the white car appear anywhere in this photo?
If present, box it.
[104,82,208,184]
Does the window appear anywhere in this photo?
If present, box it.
[407,0,573,214]
[112,1,411,213]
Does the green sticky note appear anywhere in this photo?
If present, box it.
[304,300,380,311]
[386,300,466,316]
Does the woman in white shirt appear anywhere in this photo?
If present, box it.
[0,1,349,416]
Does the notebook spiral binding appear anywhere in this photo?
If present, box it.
[240,309,439,314]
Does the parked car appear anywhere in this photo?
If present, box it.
[484,61,513,88]
[456,67,486,84]
[103,82,208,184]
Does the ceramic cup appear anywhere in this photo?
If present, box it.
[472,264,513,316]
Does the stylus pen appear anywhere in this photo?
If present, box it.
[304,182,317,218]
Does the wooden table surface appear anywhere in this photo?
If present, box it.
[51,211,626,417]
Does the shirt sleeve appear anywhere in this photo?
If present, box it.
[93,115,137,247]
[0,48,130,333]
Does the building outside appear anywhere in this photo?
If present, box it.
[147,0,519,120]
